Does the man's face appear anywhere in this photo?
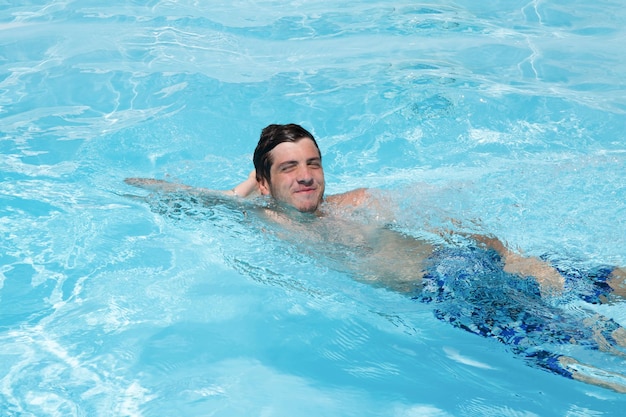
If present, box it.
[258,138,325,213]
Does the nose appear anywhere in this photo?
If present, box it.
[296,166,314,186]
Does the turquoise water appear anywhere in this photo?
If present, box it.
[2,1,626,415]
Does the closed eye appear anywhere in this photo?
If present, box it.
[278,161,298,172]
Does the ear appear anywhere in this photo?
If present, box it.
[258,178,271,195]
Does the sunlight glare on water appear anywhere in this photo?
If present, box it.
[1,0,626,416]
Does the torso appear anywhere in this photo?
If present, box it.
[256,193,436,293]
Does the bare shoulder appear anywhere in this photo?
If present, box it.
[326,188,370,207]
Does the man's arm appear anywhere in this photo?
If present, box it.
[232,170,260,198]
[124,177,208,193]
[124,170,260,198]
[470,234,565,295]
[450,225,625,302]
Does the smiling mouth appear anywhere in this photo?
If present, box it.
[295,187,316,193]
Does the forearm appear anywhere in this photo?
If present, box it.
[125,171,260,199]
[471,234,508,257]
[471,233,564,294]
[231,170,260,197]
[124,178,217,195]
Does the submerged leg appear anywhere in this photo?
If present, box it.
[418,246,626,392]
[558,356,626,394]
[527,349,626,393]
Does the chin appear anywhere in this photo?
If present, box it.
[294,199,321,213]
[294,202,318,213]
[288,193,317,210]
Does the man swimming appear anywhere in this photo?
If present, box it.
[125,123,626,392]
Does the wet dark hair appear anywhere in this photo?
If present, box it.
[253,123,321,183]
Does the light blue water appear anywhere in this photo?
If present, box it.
[2,1,626,416]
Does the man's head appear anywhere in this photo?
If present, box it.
[253,124,325,213]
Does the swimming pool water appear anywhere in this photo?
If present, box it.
[2,1,626,416]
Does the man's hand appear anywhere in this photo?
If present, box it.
[503,252,565,296]
[470,233,565,296]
